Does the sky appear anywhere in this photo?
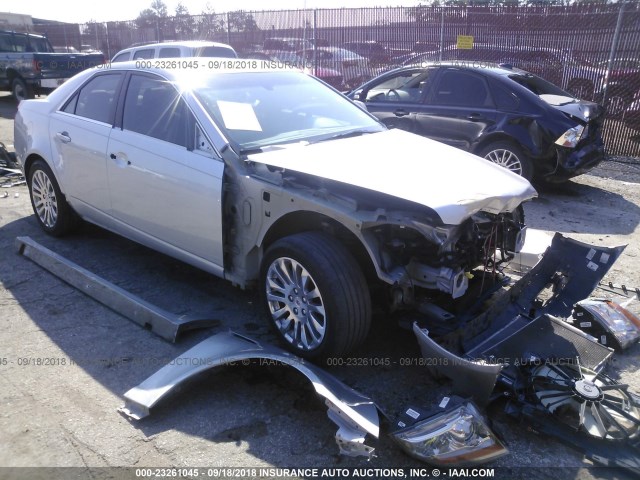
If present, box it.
[6,0,422,24]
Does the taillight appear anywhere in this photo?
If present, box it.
[33,59,41,73]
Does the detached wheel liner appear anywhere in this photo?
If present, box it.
[260,232,372,359]
[27,160,79,236]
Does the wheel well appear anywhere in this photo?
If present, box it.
[22,154,44,180]
[474,134,525,157]
[6,69,19,82]
[262,211,378,282]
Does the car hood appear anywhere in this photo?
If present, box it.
[247,129,537,225]
[540,95,604,121]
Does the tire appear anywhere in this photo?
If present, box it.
[12,77,34,102]
[260,232,371,359]
[479,141,533,181]
[27,159,79,236]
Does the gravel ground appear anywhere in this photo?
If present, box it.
[1,91,640,480]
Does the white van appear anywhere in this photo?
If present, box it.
[111,41,237,62]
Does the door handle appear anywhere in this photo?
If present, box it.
[110,153,131,165]
[394,109,410,117]
[56,131,71,143]
[467,113,485,121]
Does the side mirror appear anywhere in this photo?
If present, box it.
[353,99,368,111]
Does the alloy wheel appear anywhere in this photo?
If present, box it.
[484,148,523,176]
[31,170,58,228]
[265,256,326,351]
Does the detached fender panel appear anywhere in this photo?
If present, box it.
[119,331,379,458]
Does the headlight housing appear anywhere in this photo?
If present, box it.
[555,125,585,148]
[571,299,640,351]
[391,398,508,466]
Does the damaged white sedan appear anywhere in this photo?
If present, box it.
[15,61,536,358]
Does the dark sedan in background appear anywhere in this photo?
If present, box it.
[348,62,606,182]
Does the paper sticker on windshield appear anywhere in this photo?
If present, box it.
[217,101,262,131]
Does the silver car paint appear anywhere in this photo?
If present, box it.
[119,331,380,458]
[247,129,537,225]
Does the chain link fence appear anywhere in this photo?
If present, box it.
[29,4,640,157]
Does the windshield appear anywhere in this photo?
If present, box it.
[192,70,383,151]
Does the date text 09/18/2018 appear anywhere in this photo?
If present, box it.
[98,59,311,71]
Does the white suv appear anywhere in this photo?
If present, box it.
[111,41,237,62]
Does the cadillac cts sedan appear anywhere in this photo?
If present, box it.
[15,61,536,358]
[348,63,606,182]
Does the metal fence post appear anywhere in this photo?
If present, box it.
[105,22,111,59]
[226,12,231,45]
[602,2,626,108]
[313,9,318,75]
[439,8,444,62]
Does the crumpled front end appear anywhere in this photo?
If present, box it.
[361,206,527,302]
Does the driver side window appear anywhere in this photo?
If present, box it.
[364,70,432,104]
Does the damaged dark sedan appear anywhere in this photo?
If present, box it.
[348,63,606,182]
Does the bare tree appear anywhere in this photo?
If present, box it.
[173,2,196,38]
[197,3,225,38]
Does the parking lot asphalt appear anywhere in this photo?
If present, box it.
[1,91,639,480]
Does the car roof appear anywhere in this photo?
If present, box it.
[399,61,527,77]
[43,58,309,108]
[114,41,234,55]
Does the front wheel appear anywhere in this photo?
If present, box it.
[479,141,533,181]
[260,232,371,359]
[27,159,79,236]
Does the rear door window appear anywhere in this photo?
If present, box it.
[63,73,123,123]
[431,70,493,107]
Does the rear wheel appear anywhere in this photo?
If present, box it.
[260,232,371,359]
[12,77,34,102]
[479,141,533,181]
[27,160,79,236]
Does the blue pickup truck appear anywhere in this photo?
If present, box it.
[0,30,105,101]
